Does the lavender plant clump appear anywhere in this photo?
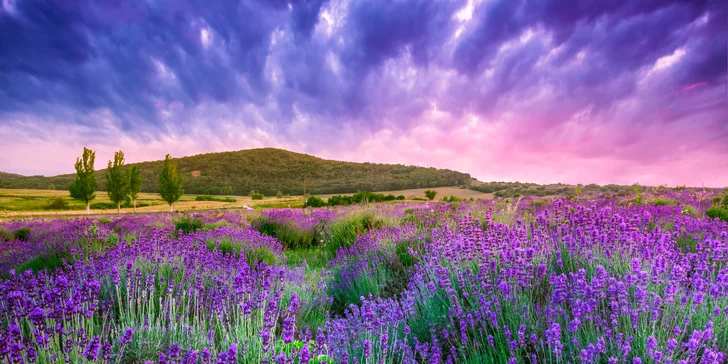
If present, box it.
[0,190,726,363]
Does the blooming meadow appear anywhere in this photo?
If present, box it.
[1,191,727,363]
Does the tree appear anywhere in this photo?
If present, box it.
[575,184,584,197]
[159,154,183,212]
[106,150,130,213]
[424,189,437,200]
[276,190,284,198]
[69,147,97,213]
[128,166,142,212]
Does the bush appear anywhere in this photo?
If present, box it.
[327,195,353,206]
[384,194,396,201]
[0,228,13,241]
[45,197,68,210]
[251,193,265,200]
[90,202,117,210]
[195,195,237,203]
[13,227,32,241]
[352,191,386,204]
[304,196,326,208]
[174,216,203,235]
[396,195,405,200]
[706,206,728,223]
[276,190,284,198]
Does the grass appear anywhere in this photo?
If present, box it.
[285,248,332,269]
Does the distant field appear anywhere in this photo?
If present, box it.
[0,186,492,218]
[318,186,493,200]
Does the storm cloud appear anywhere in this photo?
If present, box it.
[1,0,726,186]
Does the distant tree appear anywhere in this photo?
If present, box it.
[47,183,56,190]
[69,147,97,213]
[106,150,130,213]
[276,190,284,198]
[424,189,437,200]
[574,184,584,197]
[159,154,184,212]
[128,166,142,212]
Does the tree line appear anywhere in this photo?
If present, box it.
[69,147,184,213]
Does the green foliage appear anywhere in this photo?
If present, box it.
[251,192,265,200]
[159,154,184,210]
[68,147,97,210]
[304,196,325,208]
[0,228,12,241]
[352,191,387,203]
[13,227,31,241]
[424,189,437,200]
[90,201,117,210]
[574,183,583,196]
[284,249,331,269]
[195,195,237,202]
[327,212,387,254]
[706,206,728,223]
[327,195,353,206]
[255,217,322,249]
[201,220,230,231]
[647,196,677,206]
[106,150,130,212]
[128,165,142,210]
[44,196,68,210]
[206,240,278,269]
[276,190,284,198]
[174,216,203,235]
[396,195,405,200]
[0,149,471,195]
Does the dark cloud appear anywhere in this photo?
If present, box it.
[0,0,724,144]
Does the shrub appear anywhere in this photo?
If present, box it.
[424,189,437,200]
[276,190,284,198]
[706,206,728,223]
[0,228,13,241]
[45,197,68,210]
[90,202,117,210]
[383,194,396,201]
[304,196,326,208]
[648,197,677,206]
[396,195,405,200]
[251,192,265,200]
[195,195,236,202]
[174,216,203,235]
[352,191,386,204]
[13,227,31,241]
[327,195,353,206]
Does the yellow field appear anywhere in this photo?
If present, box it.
[0,186,492,218]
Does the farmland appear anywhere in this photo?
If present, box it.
[1,189,727,363]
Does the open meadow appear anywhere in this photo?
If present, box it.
[1,189,727,363]
[0,186,494,218]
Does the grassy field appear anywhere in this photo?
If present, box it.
[0,186,492,218]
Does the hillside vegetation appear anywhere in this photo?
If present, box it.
[0,148,470,196]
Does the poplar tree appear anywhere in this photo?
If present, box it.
[128,166,142,212]
[159,154,183,212]
[106,150,130,213]
[69,147,97,213]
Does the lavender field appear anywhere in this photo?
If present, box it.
[1,191,727,363]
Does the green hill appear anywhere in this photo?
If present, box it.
[0,148,471,196]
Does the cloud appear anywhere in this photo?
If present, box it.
[0,0,725,186]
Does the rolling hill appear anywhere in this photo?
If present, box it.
[0,148,471,196]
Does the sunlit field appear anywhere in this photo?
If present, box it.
[1,189,727,363]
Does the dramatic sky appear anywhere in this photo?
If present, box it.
[1,0,726,186]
